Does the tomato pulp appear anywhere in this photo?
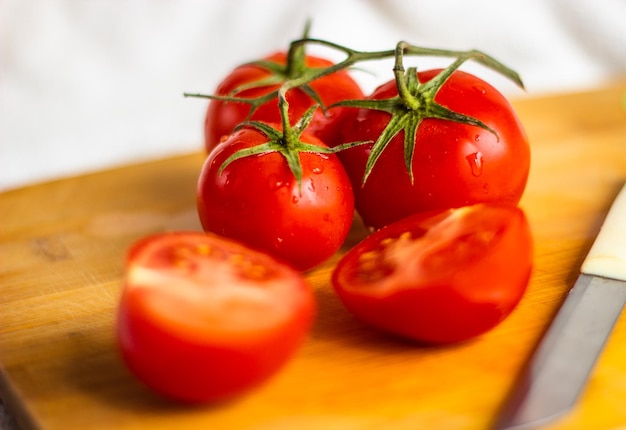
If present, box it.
[332,204,533,344]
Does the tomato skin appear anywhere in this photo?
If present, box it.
[117,232,315,403]
[197,125,354,272]
[204,52,364,153]
[334,69,530,229]
[332,204,533,344]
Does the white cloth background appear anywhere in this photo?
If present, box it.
[1,0,625,192]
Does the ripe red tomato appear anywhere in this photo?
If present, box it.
[332,204,533,344]
[117,232,315,403]
[197,125,354,272]
[334,69,530,229]
[204,51,364,152]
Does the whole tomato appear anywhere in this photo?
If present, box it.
[204,51,364,152]
[117,232,315,403]
[332,204,533,344]
[197,124,355,272]
[334,69,530,229]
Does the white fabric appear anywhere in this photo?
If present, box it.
[1,0,625,192]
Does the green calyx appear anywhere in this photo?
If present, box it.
[184,21,330,119]
[218,86,368,191]
[182,58,323,119]
[329,42,519,185]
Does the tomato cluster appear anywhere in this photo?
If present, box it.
[117,37,534,404]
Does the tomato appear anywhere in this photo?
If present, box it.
[332,204,533,344]
[197,124,354,272]
[204,51,364,153]
[117,232,315,403]
[333,69,530,229]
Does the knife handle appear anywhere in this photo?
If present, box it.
[581,183,626,282]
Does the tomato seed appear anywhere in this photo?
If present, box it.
[246,264,268,280]
[196,244,211,255]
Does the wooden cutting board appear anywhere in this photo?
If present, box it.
[2,80,626,430]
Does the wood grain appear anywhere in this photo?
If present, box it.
[1,80,625,430]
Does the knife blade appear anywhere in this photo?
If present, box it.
[495,182,626,430]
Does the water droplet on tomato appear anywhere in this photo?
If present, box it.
[474,134,481,142]
[466,151,483,177]
[273,236,284,249]
[473,85,487,95]
[292,195,299,204]
[312,166,323,174]
[268,175,286,191]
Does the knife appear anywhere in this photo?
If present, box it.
[495,182,626,430]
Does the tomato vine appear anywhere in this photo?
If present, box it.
[185,38,525,187]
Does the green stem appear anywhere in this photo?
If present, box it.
[285,20,312,78]
[286,38,524,90]
[393,41,420,111]
[287,37,395,86]
[277,87,292,137]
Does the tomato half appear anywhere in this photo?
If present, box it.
[204,52,364,152]
[197,125,355,272]
[332,204,533,344]
[117,232,315,403]
[334,69,530,229]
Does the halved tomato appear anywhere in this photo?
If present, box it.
[332,204,533,344]
[117,232,315,403]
